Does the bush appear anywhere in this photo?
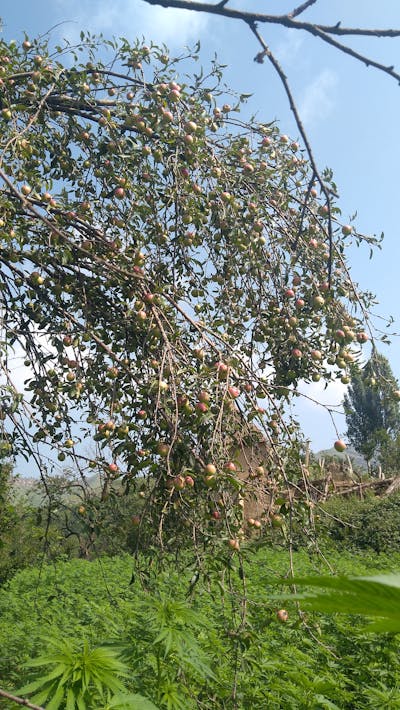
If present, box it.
[320,492,400,553]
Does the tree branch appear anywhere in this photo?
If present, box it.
[288,0,318,20]
[141,0,400,38]
[248,22,334,278]
[0,688,45,710]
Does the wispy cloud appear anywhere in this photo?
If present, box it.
[299,69,338,127]
[56,0,208,48]
[274,29,304,66]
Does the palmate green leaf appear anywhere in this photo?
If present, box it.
[276,574,400,631]
[106,693,160,709]
[45,682,66,710]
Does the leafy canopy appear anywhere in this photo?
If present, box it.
[0,31,377,552]
[344,353,400,466]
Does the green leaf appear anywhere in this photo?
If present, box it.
[276,574,400,631]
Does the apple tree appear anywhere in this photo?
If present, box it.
[0,32,378,558]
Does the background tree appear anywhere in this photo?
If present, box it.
[344,354,400,472]
[0,31,379,562]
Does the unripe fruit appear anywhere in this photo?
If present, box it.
[334,440,346,453]
[204,463,217,475]
[157,442,169,457]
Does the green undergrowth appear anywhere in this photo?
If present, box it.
[1,548,400,708]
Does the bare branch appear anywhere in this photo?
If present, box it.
[141,0,400,38]
[0,688,45,710]
[249,22,334,277]
[288,0,318,20]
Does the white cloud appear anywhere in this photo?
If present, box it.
[299,69,338,127]
[274,29,304,66]
[56,0,208,48]
[292,378,348,450]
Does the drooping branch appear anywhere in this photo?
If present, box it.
[141,0,400,278]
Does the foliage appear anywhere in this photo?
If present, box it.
[321,492,400,554]
[277,572,400,633]
[16,639,133,710]
[3,550,400,708]
[344,354,400,468]
[0,31,378,557]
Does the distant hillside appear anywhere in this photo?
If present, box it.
[314,446,367,472]
[10,473,101,507]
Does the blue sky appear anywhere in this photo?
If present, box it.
[2,0,400,452]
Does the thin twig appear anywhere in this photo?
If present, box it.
[289,0,318,20]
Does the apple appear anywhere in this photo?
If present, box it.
[198,390,210,403]
[137,409,147,419]
[173,475,185,490]
[21,184,32,196]
[295,299,305,309]
[204,463,217,475]
[215,361,229,379]
[78,505,86,515]
[334,439,347,453]
[276,609,289,623]
[313,296,325,308]
[184,120,197,133]
[394,390,400,400]
[131,515,140,526]
[228,538,240,551]
[342,225,352,236]
[311,349,322,361]
[228,386,240,399]
[108,462,118,473]
[114,187,125,199]
[157,442,169,457]
[212,510,221,520]
[65,438,74,448]
[196,402,208,413]
[285,288,295,298]
[357,332,369,343]
[271,513,283,528]
[224,461,236,472]
[292,348,302,359]
[185,475,194,487]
